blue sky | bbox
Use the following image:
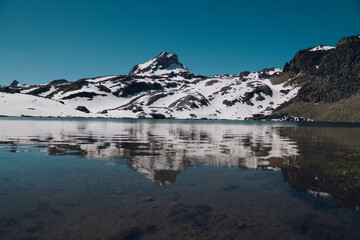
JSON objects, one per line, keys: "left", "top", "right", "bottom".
{"left": 0, "top": 0, "right": 359, "bottom": 85}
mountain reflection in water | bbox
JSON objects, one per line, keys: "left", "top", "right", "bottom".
{"left": 0, "top": 118, "right": 360, "bottom": 209}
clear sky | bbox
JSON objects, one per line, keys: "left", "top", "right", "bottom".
{"left": 0, "top": 0, "right": 359, "bottom": 85}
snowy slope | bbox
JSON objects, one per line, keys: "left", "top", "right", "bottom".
{"left": 0, "top": 92, "right": 91, "bottom": 117}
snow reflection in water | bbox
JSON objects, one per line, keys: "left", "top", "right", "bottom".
{"left": 0, "top": 118, "right": 299, "bottom": 184}
{"left": 1, "top": 118, "right": 360, "bottom": 240}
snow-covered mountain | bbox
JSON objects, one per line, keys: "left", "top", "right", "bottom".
{"left": 0, "top": 52, "right": 300, "bottom": 120}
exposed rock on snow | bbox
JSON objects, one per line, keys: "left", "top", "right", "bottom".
{"left": 76, "top": 106, "right": 90, "bottom": 113}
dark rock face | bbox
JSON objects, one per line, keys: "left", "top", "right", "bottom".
{"left": 55, "top": 79, "right": 89, "bottom": 95}
{"left": 319, "top": 37, "right": 360, "bottom": 78}
{"left": 239, "top": 71, "right": 250, "bottom": 79}
{"left": 76, "top": 106, "right": 90, "bottom": 113}
{"left": 205, "top": 80, "right": 219, "bottom": 86}
{"left": 129, "top": 52, "right": 189, "bottom": 76}
{"left": 62, "top": 92, "right": 105, "bottom": 100}
{"left": 119, "top": 82, "right": 163, "bottom": 97}
{"left": 150, "top": 113, "right": 166, "bottom": 119}
{"left": 97, "top": 85, "right": 111, "bottom": 93}
{"left": 0, "top": 86, "right": 20, "bottom": 93}
{"left": 336, "top": 35, "right": 360, "bottom": 47}
{"left": 165, "top": 82, "right": 178, "bottom": 88}
{"left": 178, "top": 71, "right": 201, "bottom": 79}
{"left": 10, "top": 80, "right": 19, "bottom": 87}
{"left": 49, "top": 79, "right": 68, "bottom": 85}
{"left": 271, "top": 35, "right": 360, "bottom": 122}
{"left": 169, "top": 94, "right": 210, "bottom": 110}
{"left": 284, "top": 35, "right": 360, "bottom": 103}
{"left": 303, "top": 40, "right": 359, "bottom": 103}
{"left": 28, "top": 85, "right": 51, "bottom": 96}
{"left": 222, "top": 99, "right": 239, "bottom": 107}
{"left": 284, "top": 48, "right": 332, "bottom": 76}
{"left": 23, "top": 79, "right": 69, "bottom": 98}
{"left": 242, "top": 85, "right": 273, "bottom": 106}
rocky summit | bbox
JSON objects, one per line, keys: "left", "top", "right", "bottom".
{"left": 0, "top": 35, "right": 359, "bottom": 122}
{"left": 128, "top": 52, "right": 191, "bottom": 76}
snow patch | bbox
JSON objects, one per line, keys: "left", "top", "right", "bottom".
{"left": 309, "top": 46, "right": 335, "bottom": 52}
{"left": 307, "top": 190, "right": 331, "bottom": 197}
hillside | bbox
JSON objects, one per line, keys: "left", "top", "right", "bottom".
{"left": 268, "top": 35, "right": 360, "bottom": 122}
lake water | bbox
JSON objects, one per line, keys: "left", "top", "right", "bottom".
{"left": 0, "top": 118, "right": 360, "bottom": 240}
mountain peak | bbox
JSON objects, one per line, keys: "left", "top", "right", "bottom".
{"left": 129, "top": 52, "right": 190, "bottom": 76}
{"left": 336, "top": 35, "right": 360, "bottom": 47}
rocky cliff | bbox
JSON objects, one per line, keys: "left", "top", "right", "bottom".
{"left": 269, "top": 35, "right": 360, "bottom": 122}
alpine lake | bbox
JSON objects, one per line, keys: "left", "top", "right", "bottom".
{"left": 0, "top": 117, "right": 360, "bottom": 240}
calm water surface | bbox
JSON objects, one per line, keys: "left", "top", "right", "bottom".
{"left": 0, "top": 118, "right": 360, "bottom": 240}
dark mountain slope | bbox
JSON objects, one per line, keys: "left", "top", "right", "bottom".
{"left": 271, "top": 35, "right": 360, "bottom": 122}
